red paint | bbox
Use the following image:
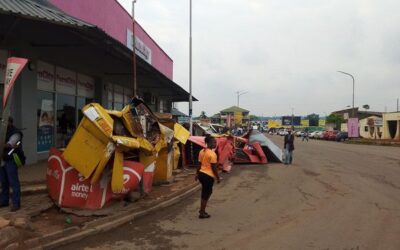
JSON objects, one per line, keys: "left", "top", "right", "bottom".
{"left": 49, "top": 0, "right": 173, "bottom": 79}
{"left": 47, "top": 148, "right": 144, "bottom": 209}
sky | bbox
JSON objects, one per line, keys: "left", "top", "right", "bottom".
{"left": 117, "top": 0, "right": 400, "bottom": 117}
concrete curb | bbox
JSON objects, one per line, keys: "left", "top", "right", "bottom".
{"left": 36, "top": 183, "right": 200, "bottom": 249}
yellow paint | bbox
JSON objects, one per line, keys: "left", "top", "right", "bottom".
{"left": 234, "top": 112, "right": 243, "bottom": 125}
{"left": 319, "top": 119, "right": 326, "bottom": 126}
{"left": 154, "top": 147, "right": 173, "bottom": 183}
{"left": 173, "top": 141, "right": 181, "bottom": 170}
{"left": 111, "top": 150, "right": 124, "bottom": 193}
{"left": 268, "top": 120, "right": 281, "bottom": 128}
{"left": 301, "top": 120, "right": 309, "bottom": 127}
{"left": 174, "top": 123, "right": 190, "bottom": 144}
{"left": 63, "top": 118, "right": 111, "bottom": 179}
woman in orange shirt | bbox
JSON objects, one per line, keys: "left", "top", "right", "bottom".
{"left": 196, "top": 135, "right": 221, "bottom": 219}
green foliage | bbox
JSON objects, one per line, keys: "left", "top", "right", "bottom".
{"left": 326, "top": 114, "right": 344, "bottom": 129}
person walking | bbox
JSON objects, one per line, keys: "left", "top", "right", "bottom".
{"left": 195, "top": 135, "right": 221, "bottom": 219}
{"left": 283, "top": 128, "right": 295, "bottom": 165}
{"left": 302, "top": 130, "right": 309, "bottom": 142}
{"left": 0, "top": 117, "right": 25, "bottom": 211}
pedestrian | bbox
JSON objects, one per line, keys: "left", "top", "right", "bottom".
{"left": 0, "top": 117, "right": 25, "bottom": 211}
{"left": 283, "top": 127, "right": 295, "bottom": 165}
{"left": 302, "top": 130, "right": 309, "bottom": 142}
{"left": 195, "top": 134, "right": 221, "bottom": 219}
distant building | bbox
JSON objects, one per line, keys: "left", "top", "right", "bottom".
{"left": 382, "top": 112, "right": 400, "bottom": 140}
{"left": 331, "top": 108, "right": 382, "bottom": 120}
{"left": 220, "top": 106, "right": 250, "bottom": 126}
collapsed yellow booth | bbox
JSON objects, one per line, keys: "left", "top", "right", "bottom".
{"left": 62, "top": 100, "right": 190, "bottom": 193}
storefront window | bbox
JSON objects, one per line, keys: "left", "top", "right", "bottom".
{"left": 37, "top": 91, "right": 55, "bottom": 152}
{"left": 56, "top": 94, "right": 76, "bottom": 148}
{"left": 77, "top": 97, "right": 93, "bottom": 122}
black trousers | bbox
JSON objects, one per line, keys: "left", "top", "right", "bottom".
{"left": 198, "top": 172, "right": 214, "bottom": 200}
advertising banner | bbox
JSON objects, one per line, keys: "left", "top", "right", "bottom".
{"left": 37, "top": 99, "right": 55, "bottom": 152}
{"left": 282, "top": 116, "right": 301, "bottom": 126}
{"left": 77, "top": 74, "right": 94, "bottom": 98}
{"left": 37, "top": 61, "right": 55, "bottom": 91}
{"left": 3, "top": 57, "right": 28, "bottom": 107}
{"left": 56, "top": 67, "right": 76, "bottom": 95}
{"left": 0, "top": 57, "right": 28, "bottom": 160}
{"left": 347, "top": 118, "right": 359, "bottom": 138}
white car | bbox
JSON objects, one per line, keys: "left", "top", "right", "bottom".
{"left": 309, "top": 131, "right": 318, "bottom": 138}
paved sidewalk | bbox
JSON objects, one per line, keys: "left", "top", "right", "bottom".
{"left": 0, "top": 167, "right": 199, "bottom": 249}
{"left": 19, "top": 160, "right": 47, "bottom": 185}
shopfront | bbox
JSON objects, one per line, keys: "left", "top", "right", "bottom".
{"left": 0, "top": 0, "right": 195, "bottom": 164}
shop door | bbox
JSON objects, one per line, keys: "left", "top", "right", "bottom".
{"left": 388, "top": 121, "right": 397, "bottom": 139}
{"left": 56, "top": 94, "right": 76, "bottom": 148}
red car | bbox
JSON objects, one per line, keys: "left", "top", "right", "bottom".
{"left": 328, "top": 131, "right": 339, "bottom": 140}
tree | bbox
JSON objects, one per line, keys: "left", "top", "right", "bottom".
{"left": 249, "top": 114, "right": 259, "bottom": 121}
{"left": 326, "top": 114, "right": 344, "bottom": 130}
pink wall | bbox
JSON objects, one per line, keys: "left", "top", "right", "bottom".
{"left": 49, "top": 0, "right": 173, "bottom": 79}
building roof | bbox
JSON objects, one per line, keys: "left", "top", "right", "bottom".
{"left": 0, "top": 0, "right": 197, "bottom": 102}
{"left": 220, "top": 106, "right": 249, "bottom": 113}
{"left": 171, "top": 108, "right": 187, "bottom": 117}
{"left": 0, "top": 0, "right": 94, "bottom": 28}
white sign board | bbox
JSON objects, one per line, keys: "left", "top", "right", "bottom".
{"left": 127, "top": 29, "right": 152, "bottom": 64}
{"left": 56, "top": 67, "right": 76, "bottom": 95}
{"left": 77, "top": 73, "right": 95, "bottom": 98}
{"left": 37, "top": 61, "right": 55, "bottom": 91}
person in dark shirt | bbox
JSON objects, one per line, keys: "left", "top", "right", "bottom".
{"left": 283, "top": 128, "right": 295, "bottom": 165}
{"left": 0, "top": 117, "right": 24, "bottom": 211}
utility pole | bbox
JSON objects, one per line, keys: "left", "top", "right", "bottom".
{"left": 236, "top": 90, "right": 248, "bottom": 107}
{"left": 397, "top": 98, "right": 399, "bottom": 112}
{"left": 132, "top": 0, "right": 137, "bottom": 97}
{"left": 189, "top": 0, "right": 193, "bottom": 135}
{"left": 337, "top": 71, "right": 355, "bottom": 117}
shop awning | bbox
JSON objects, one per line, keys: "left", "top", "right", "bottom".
{"left": 0, "top": 0, "right": 196, "bottom": 102}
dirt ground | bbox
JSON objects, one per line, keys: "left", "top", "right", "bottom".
{"left": 62, "top": 135, "right": 400, "bottom": 250}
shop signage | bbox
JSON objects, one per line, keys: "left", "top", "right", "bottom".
{"left": 37, "top": 99, "right": 54, "bottom": 152}
{"left": 56, "top": 67, "right": 76, "bottom": 95}
{"left": 37, "top": 61, "right": 55, "bottom": 91}
{"left": 374, "top": 118, "right": 383, "bottom": 126}
{"left": 3, "top": 57, "right": 28, "bottom": 107}
{"left": 77, "top": 74, "right": 94, "bottom": 98}
{"left": 347, "top": 118, "right": 359, "bottom": 138}
{"left": 127, "top": 29, "right": 152, "bottom": 64}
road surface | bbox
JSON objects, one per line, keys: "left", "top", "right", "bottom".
{"left": 63, "top": 136, "right": 400, "bottom": 250}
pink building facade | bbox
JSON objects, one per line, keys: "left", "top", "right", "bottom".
{"left": 49, "top": 0, "right": 173, "bottom": 79}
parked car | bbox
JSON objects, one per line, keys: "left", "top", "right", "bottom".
{"left": 328, "top": 131, "right": 339, "bottom": 140}
{"left": 336, "top": 131, "right": 348, "bottom": 142}
{"left": 278, "top": 129, "right": 288, "bottom": 136}
{"left": 315, "top": 131, "right": 324, "bottom": 139}
{"left": 295, "top": 131, "right": 302, "bottom": 137}
{"left": 323, "top": 131, "right": 332, "bottom": 140}
{"left": 309, "top": 131, "right": 318, "bottom": 139}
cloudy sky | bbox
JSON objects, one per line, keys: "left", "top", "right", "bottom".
{"left": 117, "top": 0, "right": 400, "bottom": 117}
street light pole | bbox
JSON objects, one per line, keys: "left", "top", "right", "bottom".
{"left": 337, "top": 71, "right": 355, "bottom": 117}
{"left": 132, "top": 0, "right": 137, "bottom": 97}
{"left": 189, "top": 0, "right": 193, "bottom": 135}
{"left": 236, "top": 90, "right": 248, "bottom": 107}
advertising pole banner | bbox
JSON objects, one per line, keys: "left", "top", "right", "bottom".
{"left": 347, "top": 118, "right": 359, "bottom": 138}
{"left": 0, "top": 57, "right": 28, "bottom": 159}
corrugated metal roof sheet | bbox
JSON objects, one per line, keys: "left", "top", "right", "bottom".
{"left": 0, "top": 0, "right": 94, "bottom": 28}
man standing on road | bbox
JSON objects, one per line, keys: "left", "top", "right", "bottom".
{"left": 283, "top": 127, "right": 295, "bottom": 165}
{"left": 0, "top": 117, "right": 25, "bottom": 211}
